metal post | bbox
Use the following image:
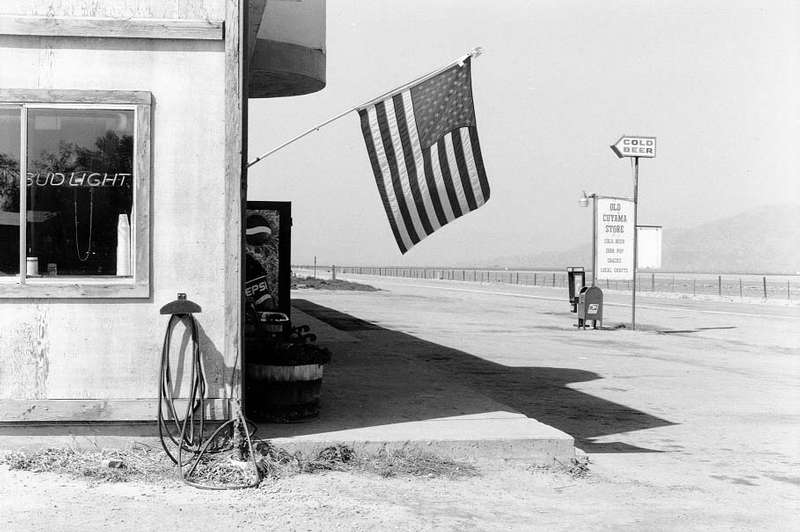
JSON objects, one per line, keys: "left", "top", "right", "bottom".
{"left": 739, "top": 278, "right": 743, "bottom": 299}
{"left": 313, "top": 256, "right": 317, "bottom": 279}
{"left": 718, "top": 275, "right": 722, "bottom": 296}
{"left": 631, "top": 157, "right": 639, "bottom": 330}
{"left": 652, "top": 273, "right": 655, "bottom": 291}
{"left": 19, "top": 107, "right": 27, "bottom": 284}
{"left": 763, "top": 276, "right": 767, "bottom": 299}
{"left": 591, "top": 195, "right": 597, "bottom": 286}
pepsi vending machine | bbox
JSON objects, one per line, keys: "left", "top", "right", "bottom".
{"left": 244, "top": 201, "right": 291, "bottom": 317}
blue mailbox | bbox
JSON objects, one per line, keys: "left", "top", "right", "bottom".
{"left": 577, "top": 286, "right": 603, "bottom": 329}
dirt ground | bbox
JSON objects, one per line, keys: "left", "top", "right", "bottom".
{"left": 2, "top": 274, "right": 798, "bottom": 530}
{"left": 0, "top": 449, "right": 792, "bottom": 531}
{"left": 0, "top": 460, "right": 586, "bottom": 530}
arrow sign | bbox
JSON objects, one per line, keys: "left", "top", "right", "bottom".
{"left": 610, "top": 136, "right": 656, "bottom": 158}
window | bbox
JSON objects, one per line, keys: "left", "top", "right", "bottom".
{"left": 0, "top": 90, "right": 150, "bottom": 298}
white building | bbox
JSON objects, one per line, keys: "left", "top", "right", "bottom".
{"left": 0, "top": 0, "right": 326, "bottom": 422}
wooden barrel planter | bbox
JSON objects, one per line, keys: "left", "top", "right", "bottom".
{"left": 245, "top": 340, "right": 332, "bottom": 422}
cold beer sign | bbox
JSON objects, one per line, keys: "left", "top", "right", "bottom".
{"left": 610, "top": 136, "right": 656, "bottom": 158}
{"left": 595, "top": 197, "right": 635, "bottom": 281}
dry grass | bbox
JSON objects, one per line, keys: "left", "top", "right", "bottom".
{"left": 2, "top": 442, "right": 479, "bottom": 486}
{"left": 529, "top": 455, "right": 591, "bottom": 479}
{"left": 2, "top": 446, "right": 175, "bottom": 484}
{"left": 291, "top": 275, "right": 379, "bottom": 292}
{"left": 253, "top": 441, "right": 355, "bottom": 479}
{"left": 254, "top": 442, "right": 478, "bottom": 480}
{"left": 185, "top": 450, "right": 260, "bottom": 488}
{"left": 355, "top": 447, "right": 479, "bottom": 479}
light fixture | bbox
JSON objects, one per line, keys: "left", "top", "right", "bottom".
{"left": 578, "top": 190, "right": 589, "bottom": 208}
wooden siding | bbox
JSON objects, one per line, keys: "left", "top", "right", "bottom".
{"left": 0, "top": 15, "right": 223, "bottom": 40}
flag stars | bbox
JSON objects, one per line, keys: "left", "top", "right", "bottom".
{"left": 410, "top": 62, "right": 476, "bottom": 148}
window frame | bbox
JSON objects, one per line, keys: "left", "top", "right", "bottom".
{"left": 0, "top": 89, "right": 151, "bottom": 298}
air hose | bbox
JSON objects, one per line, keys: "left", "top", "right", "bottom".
{"left": 157, "top": 294, "right": 261, "bottom": 490}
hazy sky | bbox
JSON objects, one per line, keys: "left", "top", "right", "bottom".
{"left": 248, "top": 0, "right": 799, "bottom": 266}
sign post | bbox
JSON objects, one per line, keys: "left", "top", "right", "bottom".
{"left": 610, "top": 135, "right": 656, "bottom": 330}
{"left": 632, "top": 157, "right": 640, "bottom": 330}
{"left": 592, "top": 195, "right": 597, "bottom": 286}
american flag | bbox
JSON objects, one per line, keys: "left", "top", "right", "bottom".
{"left": 357, "top": 57, "right": 490, "bottom": 254}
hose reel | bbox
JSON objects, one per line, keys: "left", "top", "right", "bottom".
{"left": 157, "top": 293, "right": 261, "bottom": 489}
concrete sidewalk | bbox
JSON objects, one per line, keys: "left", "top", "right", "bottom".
{"left": 261, "top": 305, "right": 574, "bottom": 463}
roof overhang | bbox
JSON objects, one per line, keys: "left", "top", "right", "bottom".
{"left": 248, "top": 0, "right": 326, "bottom": 99}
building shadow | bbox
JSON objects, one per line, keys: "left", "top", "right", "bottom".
{"left": 256, "top": 299, "right": 675, "bottom": 453}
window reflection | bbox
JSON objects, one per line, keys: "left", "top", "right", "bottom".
{"left": 0, "top": 107, "right": 20, "bottom": 276}
{"left": 26, "top": 109, "right": 134, "bottom": 276}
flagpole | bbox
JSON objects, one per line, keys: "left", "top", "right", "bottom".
{"left": 247, "top": 47, "right": 484, "bottom": 168}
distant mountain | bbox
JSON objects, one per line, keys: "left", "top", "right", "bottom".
{"left": 487, "top": 204, "right": 800, "bottom": 274}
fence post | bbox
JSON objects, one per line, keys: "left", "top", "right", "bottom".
{"left": 331, "top": 265, "right": 336, "bottom": 280}
{"left": 552, "top": 273, "right": 556, "bottom": 287}
{"left": 763, "top": 276, "right": 767, "bottom": 299}
{"left": 533, "top": 273, "right": 537, "bottom": 285}
{"left": 739, "top": 278, "right": 743, "bottom": 299}
{"left": 651, "top": 273, "right": 655, "bottom": 291}
{"left": 718, "top": 275, "right": 722, "bottom": 297}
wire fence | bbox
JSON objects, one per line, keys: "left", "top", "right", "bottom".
{"left": 296, "top": 265, "right": 800, "bottom": 301}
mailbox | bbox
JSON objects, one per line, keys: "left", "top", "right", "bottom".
{"left": 577, "top": 286, "right": 603, "bottom": 329}
{"left": 566, "top": 267, "right": 586, "bottom": 313}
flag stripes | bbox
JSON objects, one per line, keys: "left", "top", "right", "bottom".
{"left": 358, "top": 109, "right": 406, "bottom": 251}
{"left": 358, "top": 61, "right": 489, "bottom": 254}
